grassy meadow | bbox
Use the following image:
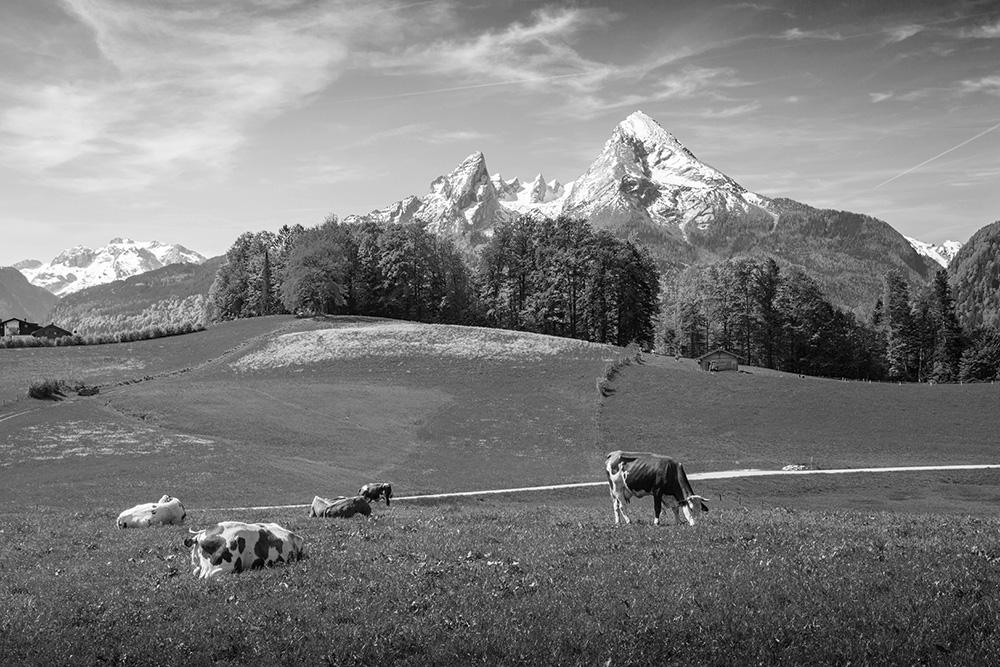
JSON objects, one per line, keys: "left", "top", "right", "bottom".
{"left": 3, "top": 314, "right": 1000, "bottom": 664}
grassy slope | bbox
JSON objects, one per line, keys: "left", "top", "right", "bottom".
{"left": 600, "top": 354, "right": 1000, "bottom": 470}
{"left": 4, "top": 317, "right": 1000, "bottom": 664}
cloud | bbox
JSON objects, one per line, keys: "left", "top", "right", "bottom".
{"left": 700, "top": 101, "right": 761, "bottom": 118}
{"left": 340, "top": 123, "right": 490, "bottom": 148}
{"left": 0, "top": 0, "right": 416, "bottom": 192}
{"left": 367, "top": 6, "right": 618, "bottom": 95}
{"left": 959, "top": 75, "right": 1000, "bottom": 96}
{"left": 870, "top": 92, "right": 894, "bottom": 103}
{"left": 778, "top": 27, "right": 844, "bottom": 41}
{"left": 958, "top": 18, "right": 1000, "bottom": 39}
{"left": 883, "top": 24, "right": 923, "bottom": 43}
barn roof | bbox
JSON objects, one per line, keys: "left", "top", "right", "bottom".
{"left": 697, "top": 348, "right": 743, "bottom": 362}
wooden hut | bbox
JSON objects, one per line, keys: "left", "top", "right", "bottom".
{"left": 698, "top": 348, "right": 740, "bottom": 372}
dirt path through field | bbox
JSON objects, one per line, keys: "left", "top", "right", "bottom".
{"left": 198, "top": 463, "right": 1000, "bottom": 511}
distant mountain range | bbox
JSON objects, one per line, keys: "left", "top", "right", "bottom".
{"left": 348, "top": 110, "right": 960, "bottom": 313}
{"left": 15, "top": 238, "right": 206, "bottom": 297}
{"left": 48, "top": 256, "right": 224, "bottom": 335}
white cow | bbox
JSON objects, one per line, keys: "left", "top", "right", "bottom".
{"left": 184, "top": 521, "right": 305, "bottom": 579}
{"left": 116, "top": 495, "right": 186, "bottom": 529}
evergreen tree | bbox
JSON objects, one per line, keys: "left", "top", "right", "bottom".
{"left": 929, "top": 269, "right": 964, "bottom": 382}
{"left": 881, "top": 270, "right": 916, "bottom": 381}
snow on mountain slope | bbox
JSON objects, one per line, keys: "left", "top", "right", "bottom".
{"left": 905, "top": 237, "right": 963, "bottom": 268}
{"left": 17, "top": 238, "right": 206, "bottom": 296}
{"left": 559, "top": 110, "right": 773, "bottom": 240}
{"left": 348, "top": 152, "right": 513, "bottom": 242}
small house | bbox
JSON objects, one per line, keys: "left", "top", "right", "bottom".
{"left": 32, "top": 324, "right": 73, "bottom": 339}
{"left": 1, "top": 317, "right": 40, "bottom": 337}
{"left": 698, "top": 348, "right": 741, "bottom": 372}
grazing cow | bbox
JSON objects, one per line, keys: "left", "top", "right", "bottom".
{"left": 604, "top": 451, "right": 709, "bottom": 526}
{"left": 183, "top": 521, "right": 304, "bottom": 579}
{"left": 116, "top": 495, "right": 186, "bottom": 529}
{"left": 358, "top": 482, "right": 393, "bottom": 506}
{"left": 308, "top": 495, "right": 372, "bottom": 519}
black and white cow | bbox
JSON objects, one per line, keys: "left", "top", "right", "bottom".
{"left": 604, "top": 450, "right": 709, "bottom": 526}
{"left": 184, "top": 521, "right": 304, "bottom": 579}
{"left": 358, "top": 482, "right": 393, "bottom": 506}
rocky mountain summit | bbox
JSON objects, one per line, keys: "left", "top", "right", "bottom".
{"left": 350, "top": 110, "right": 774, "bottom": 248}
{"left": 16, "top": 238, "right": 206, "bottom": 297}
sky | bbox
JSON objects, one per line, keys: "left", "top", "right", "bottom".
{"left": 1, "top": 0, "right": 999, "bottom": 265}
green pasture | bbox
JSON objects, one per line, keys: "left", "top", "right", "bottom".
{"left": 2, "top": 315, "right": 1000, "bottom": 664}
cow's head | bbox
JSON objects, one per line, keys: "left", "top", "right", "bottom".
{"left": 680, "top": 495, "right": 709, "bottom": 525}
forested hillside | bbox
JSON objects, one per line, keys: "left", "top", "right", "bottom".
{"left": 0, "top": 267, "right": 58, "bottom": 322}
{"left": 683, "top": 199, "right": 939, "bottom": 316}
{"left": 50, "top": 257, "right": 223, "bottom": 335}
{"left": 949, "top": 220, "right": 1000, "bottom": 330}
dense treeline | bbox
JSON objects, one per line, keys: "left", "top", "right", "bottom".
{"left": 479, "top": 217, "right": 659, "bottom": 346}
{"left": 208, "top": 216, "right": 660, "bottom": 347}
{"left": 662, "top": 257, "right": 881, "bottom": 379}
{"left": 876, "top": 268, "right": 1000, "bottom": 383}
{"left": 662, "top": 256, "right": 1000, "bottom": 382}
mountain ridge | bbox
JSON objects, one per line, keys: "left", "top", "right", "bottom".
{"left": 347, "top": 110, "right": 943, "bottom": 313}
{"left": 16, "top": 238, "right": 206, "bottom": 297}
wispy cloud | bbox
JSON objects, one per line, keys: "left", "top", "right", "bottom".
{"left": 883, "top": 24, "right": 924, "bottom": 43}
{"left": 368, "top": 6, "right": 618, "bottom": 93}
{"left": 699, "top": 101, "right": 761, "bottom": 118}
{"left": 957, "top": 18, "right": 1000, "bottom": 39}
{"left": 0, "top": 0, "right": 420, "bottom": 192}
{"left": 341, "top": 123, "right": 490, "bottom": 148}
{"left": 959, "top": 75, "right": 1000, "bottom": 95}
{"left": 778, "top": 27, "right": 845, "bottom": 41}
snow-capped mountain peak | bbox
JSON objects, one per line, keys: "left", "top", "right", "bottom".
{"left": 16, "top": 239, "right": 207, "bottom": 296}
{"left": 348, "top": 110, "right": 771, "bottom": 247}
{"left": 905, "top": 237, "right": 963, "bottom": 268}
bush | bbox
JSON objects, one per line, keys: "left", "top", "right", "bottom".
{"left": 28, "top": 378, "right": 65, "bottom": 400}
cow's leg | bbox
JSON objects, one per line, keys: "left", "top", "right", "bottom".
{"left": 653, "top": 493, "right": 663, "bottom": 526}
{"left": 611, "top": 492, "right": 630, "bottom": 525}
{"left": 672, "top": 503, "right": 682, "bottom": 525}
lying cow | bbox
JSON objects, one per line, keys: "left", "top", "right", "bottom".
{"left": 308, "top": 495, "right": 371, "bottom": 519}
{"left": 116, "top": 495, "right": 186, "bottom": 529}
{"left": 358, "top": 482, "right": 393, "bottom": 506}
{"left": 604, "top": 450, "right": 709, "bottom": 526}
{"left": 184, "top": 521, "right": 304, "bottom": 579}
